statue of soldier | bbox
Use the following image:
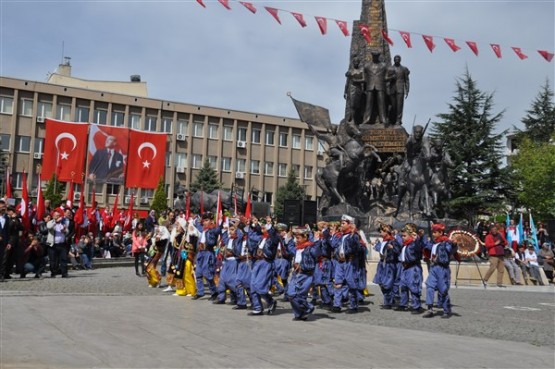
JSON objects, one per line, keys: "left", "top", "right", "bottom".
{"left": 363, "top": 51, "right": 388, "bottom": 125}
{"left": 344, "top": 56, "right": 366, "bottom": 125}
{"left": 386, "top": 55, "right": 410, "bottom": 125}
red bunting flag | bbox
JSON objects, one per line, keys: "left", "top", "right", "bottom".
{"left": 381, "top": 29, "right": 394, "bottom": 45}
{"left": 466, "top": 41, "right": 479, "bottom": 56}
{"left": 244, "top": 192, "right": 252, "bottom": 219}
{"left": 491, "top": 44, "right": 502, "bottom": 58}
{"left": 335, "top": 20, "right": 349, "bottom": 36}
{"left": 399, "top": 31, "right": 412, "bottom": 48}
{"left": 196, "top": 0, "right": 206, "bottom": 8}
{"left": 423, "top": 35, "right": 435, "bottom": 52}
{"left": 218, "top": 0, "right": 231, "bottom": 10}
{"left": 538, "top": 50, "right": 554, "bottom": 62}
{"left": 511, "top": 47, "right": 528, "bottom": 60}
{"left": 291, "top": 12, "right": 307, "bottom": 27}
{"left": 66, "top": 181, "right": 74, "bottom": 209}
{"left": 315, "top": 16, "right": 327, "bottom": 35}
{"left": 125, "top": 130, "right": 167, "bottom": 189}
{"left": 265, "top": 7, "right": 281, "bottom": 25}
{"left": 444, "top": 38, "right": 461, "bottom": 52}
{"left": 358, "top": 24, "right": 372, "bottom": 44}
{"left": 239, "top": 1, "right": 256, "bottom": 14}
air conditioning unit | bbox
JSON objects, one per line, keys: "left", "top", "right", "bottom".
{"left": 74, "top": 193, "right": 81, "bottom": 201}
{"left": 36, "top": 116, "right": 45, "bottom": 123}
{"left": 237, "top": 141, "right": 247, "bottom": 148}
{"left": 235, "top": 172, "right": 245, "bottom": 179}
{"left": 176, "top": 166, "right": 185, "bottom": 173}
{"left": 317, "top": 150, "right": 324, "bottom": 156}
{"left": 33, "top": 152, "right": 43, "bottom": 159}
{"left": 124, "top": 196, "right": 131, "bottom": 205}
{"left": 140, "top": 197, "right": 149, "bottom": 205}
{"left": 176, "top": 133, "right": 186, "bottom": 141}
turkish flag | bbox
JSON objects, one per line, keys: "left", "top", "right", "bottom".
{"left": 358, "top": 24, "right": 372, "bottom": 44}
{"left": 244, "top": 192, "right": 252, "bottom": 219}
{"left": 218, "top": 0, "right": 231, "bottom": 10}
{"left": 74, "top": 188, "right": 85, "bottom": 226}
{"left": 511, "top": 47, "right": 528, "bottom": 60}
{"left": 185, "top": 191, "right": 191, "bottom": 220}
{"left": 41, "top": 119, "right": 89, "bottom": 184}
{"left": 87, "top": 124, "right": 129, "bottom": 185}
{"left": 239, "top": 1, "right": 256, "bottom": 14}
{"left": 196, "top": 0, "right": 206, "bottom": 8}
{"left": 538, "top": 50, "right": 554, "bottom": 62}
{"left": 444, "top": 38, "right": 461, "bottom": 52}
{"left": 36, "top": 177, "right": 45, "bottom": 222}
{"left": 66, "top": 181, "right": 74, "bottom": 209}
{"left": 216, "top": 191, "right": 223, "bottom": 225}
{"left": 20, "top": 171, "right": 29, "bottom": 230}
{"left": 381, "top": 29, "right": 393, "bottom": 45}
{"left": 291, "top": 12, "right": 307, "bottom": 27}
{"left": 5, "top": 170, "right": 12, "bottom": 199}
{"left": 400, "top": 31, "right": 412, "bottom": 48}
{"left": 125, "top": 130, "right": 167, "bottom": 189}
{"left": 423, "top": 35, "right": 435, "bottom": 52}
{"left": 336, "top": 20, "right": 349, "bottom": 36}
{"left": 315, "top": 16, "right": 327, "bottom": 35}
{"left": 265, "top": 7, "right": 281, "bottom": 25}
{"left": 466, "top": 41, "right": 479, "bottom": 56}
{"left": 491, "top": 44, "right": 502, "bottom": 58}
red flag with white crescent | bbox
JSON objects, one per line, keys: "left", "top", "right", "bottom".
{"left": 185, "top": 191, "right": 191, "bottom": 220}
{"left": 491, "top": 44, "right": 502, "bottom": 58}
{"left": 399, "top": 31, "right": 412, "bottom": 48}
{"left": 239, "top": 1, "right": 256, "bottom": 14}
{"left": 66, "top": 181, "right": 74, "bottom": 209}
{"left": 218, "top": 0, "right": 231, "bottom": 10}
{"left": 36, "top": 177, "right": 45, "bottom": 221}
{"left": 538, "top": 50, "right": 554, "bottom": 62}
{"left": 216, "top": 191, "right": 222, "bottom": 225}
{"left": 315, "top": 16, "right": 327, "bottom": 35}
{"left": 245, "top": 192, "right": 252, "bottom": 219}
{"left": 20, "top": 171, "right": 29, "bottom": 229}
{"left": 466, "top": 41, "right": 479, "bottom": 56}
{"left": 291, "top": 12, "right": 307, "bottom": 27}
{"left": 444, "top": 38, "right": 461, "bottom": 52}
{"left": 381, "top": 29, "right": 393, "bottom": 45}
{"left": 358, "top": 24, "right": 371, "bottom": 44}
{"left": 511, "top": 47, "right": 528, "bottom": 60}
{"left": 125, "top": 130, "right": 167, "bottom": 189}
{"left": 335, "top": 20, "right": 349, "bottom": 36}
{"left": 265, "top": 7, "right": 281, "bottom": 25}
{"left": 423, "top": 35, "right": 435, "bottom": 52}
{"left": 41, "top": 119, "right": 89, "bottom": 183}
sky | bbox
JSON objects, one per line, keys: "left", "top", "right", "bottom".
{"left": 1, "top": 0, "right": 554, "bottom": 137}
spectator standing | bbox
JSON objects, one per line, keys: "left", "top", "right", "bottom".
{"left": 483, "top": 225, "right": 508, "bottom": 288}
{"left": 47, "top": 210, "right": 69, "bottom": 278}
{"left": 132, "top": 222, "right": 148, "bottom": 276}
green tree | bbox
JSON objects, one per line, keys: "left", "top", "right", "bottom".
{"left": 431, "top": 70, "right": 507, "bottom": 224}
{"left": 274, "top": 168, "right": 306, "bottom": 221}
{"left": 515, "top": 80, "right": 555, "bottom": 144}
{"left": 150, "top": 177, "right": 168, "bottom": 215}
{"left": 510, "top": 137, "right": 555, "bottom": 218}
{"left": 43, "top": 174, "right": 65, "bottom": 207}
{"left": 190, "top": 158, "right": 222, "bottom": 193}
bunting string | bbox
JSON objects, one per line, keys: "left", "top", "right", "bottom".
{"left": 193, "top": 0, "right": 553, "bottom": 62}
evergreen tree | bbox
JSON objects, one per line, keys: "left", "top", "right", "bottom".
{"left": 274, "top": 168, "right": 306, "bottom": 221}
{"left": 515, "top": 80, "right": 555, "bottom": 143}
{"left": 43, "top": 174, "right": 64, "bottom": 207}
{"left": 150, "top": 177, "right": 168, "bottom": 215}
{"left": 190, "top": 158, "right": 222, "bottom": 193}
{"left": 431, "top": 70, "right": 506, "bottom": 224}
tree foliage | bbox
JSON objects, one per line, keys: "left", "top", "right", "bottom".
{"left": 431, "top": 70, "right": 507, "bottom": 223}
{"left": 274, "top": 168, "right": 306, "bottom": 221}
{"left": 43, "top": 174, "right": 64, "bottom": 207}
{"left": 515, "top": 80, "right": 555, "bottom": 143}
{"left": 190, "top": 158, "right": 222, "bottom": 193}
{"left": 150, "top": 177, "right": 168, "bottom": 215}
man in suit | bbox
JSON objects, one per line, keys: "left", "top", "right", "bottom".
{"left": 386, "top": 55, "right": 410, "bottom": 125}
{"left": 88, "top": 135, "right": 124, "bottom": 183}
{"left": 0, "top": 199, "right": 10, "bottom": 282}
{"left": 363, "top": 50, "right": 388, "bottom": 125}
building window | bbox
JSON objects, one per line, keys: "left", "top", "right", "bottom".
{"left": 19, "top": 99, "right": 33, "bottom": 116}
{"left": 0, "top": 134, "right": 11, "bottom": 151}
{"left": 208, "top": 124, "right": 219, "bottom": 139}
{"left": 250, "top": 160, "right": 260, "bottom": 174}
{"left": 37, "top": 101, "right": 53, "bottom": 118}
{"left": 34, "top": 138, "right": 44, "bottom": 155}
{"left": 263, "top": 192, "right": 273, "bottom": 204}
{"left": 305, "top": 136, "right": 314, "bottom": 151}
{"left": 162, "top": 117, "right": 173, "bottom": 133}
{"left": 175, "top": 152, "right": 187, "bottom": 168}
{"left": 208, "top": 155, "right": 218, "bottom": 170}
{"left": 292, "top": 135, "right": 301, "bottom": 149}
{"left": 278, "top": 163, "right": 287, "bottom": 177}
{"left": 223, "top": 126, "right": 233, "bottom": 141}
{"left": 318, "top": 140, "right": 326, "bottom": 154}
{"left": 237, "top": 128, "right": 247, "bottom": 142}
{"left": 142, "top": 189, "right": 154, "bottom": 200}
{"left": 145, "top": 116, "right": 157, "bottom": 132}
{"left": 165, "top": 152, "right": 171, "bottom": 167}
{"left": 129, "top": 114, "right": 141, "bottom": 129}
{"left": 0, "top": 96, "right": 14, "bottom": 114}
{"left": 15, "top": 136, "right": 31, "bottom": 153}
{"left": 221, "top": 157, "right": 231, "bottom": 172}
{"left": 56, "top": 104, "right": 71, "bottom": 121}
{"left": 112, "top": 111, "right": 125, "bottom": 127}
{"left": 13, "top": 172, "right": 24, "bottom": 189}
{"left": 279, "top": 132, "right": 288, "bottom": 147}
{"left": 236, "top": 159, "right": 246, "bottom": 173}
{"left": 75, "top": 106, "right": 90, "bottom": 122}
{"left": 177, "top": 120, "right": 188, "bottom": 135}
{"left": 93, "top": 109, "right": 108, "bottom": 125}
{"left": 251, "top": 129, "right": 261, "bottom": 144}
{"left": 192, "top": 154, "right": 203, "bottom": 169}
{"left": 264, "top": 162, "right": 274, "bottom": 176}
{"left": 107, "top": 184, "right": 120, "bottom": 196}
{"left": 292, "top": 164, "right": 300, "bottom": 177}
{"left": 193, "top": 122, "right": 204, "bottom": 137}
{"left": 304, "top": 166, "right": 313, "bottom": 179}
{"left": 265, "top": 130, "right": 275, "bottom": 146}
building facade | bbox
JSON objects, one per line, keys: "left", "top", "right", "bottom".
{"left": 0, "top": 64, "right": 325, "bottom": 211}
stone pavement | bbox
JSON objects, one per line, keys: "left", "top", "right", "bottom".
{"left": 1, "top": 267, "right": 554, "bottom": 369}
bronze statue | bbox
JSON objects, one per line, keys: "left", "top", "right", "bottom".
{"left": 386, "top": 55, "right": 410, "bottom": 125}
{"left": 363, "top": 51, "right": 388, "bottom": 125}
{"left": 344, "top": 57, "right": 366, "bottom": 125}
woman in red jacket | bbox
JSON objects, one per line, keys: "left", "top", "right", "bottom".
{"left": 483, "top": 225, "right": 508, "bottom": 287}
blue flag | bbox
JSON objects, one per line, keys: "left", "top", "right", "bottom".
{"left": 505, "top": 213, "right": 512, "bottom": 244}
{"left": 518, "top": 213, "right": 524, "bottom": 245}
{"left": 529, "top": 213, "right": 540, "bottom": 253}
